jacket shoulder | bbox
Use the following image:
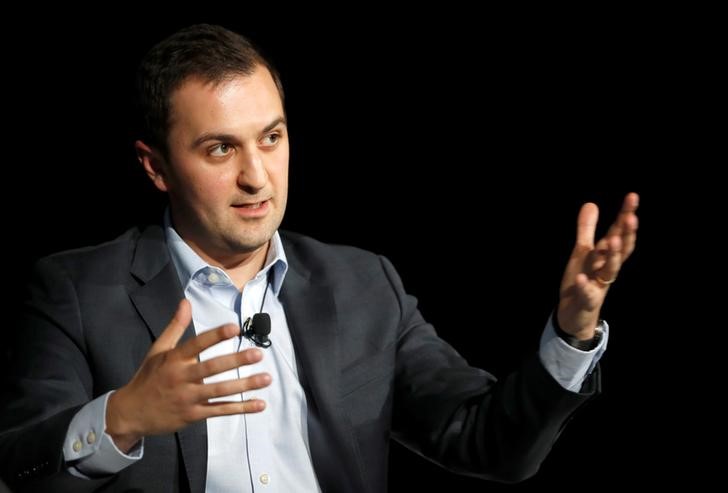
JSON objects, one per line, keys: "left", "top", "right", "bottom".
{"left": 33, "top": 226, "right": 150, "bottom": 283}
{"left": 280, "top": 230, "right": 384, "bottom": 276}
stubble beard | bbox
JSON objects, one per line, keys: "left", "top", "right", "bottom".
{"left": 219, "top": 211, "right": 283, "bottom": 255}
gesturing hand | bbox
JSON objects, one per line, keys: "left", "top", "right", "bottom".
{"left": 106, "top": 299, "right": 271, "bottom": 452}
{"left": 557, "top": 193, "right": 639, "bottom": 340}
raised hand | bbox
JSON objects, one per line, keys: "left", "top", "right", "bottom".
{"left": 106, "top": 299, "right": 271, "bottom": 452}
{"left": 557, "top": 193, "right": 639, "bottom": 339}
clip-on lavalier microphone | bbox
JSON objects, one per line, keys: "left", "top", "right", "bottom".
{"left": 242, "top": 271, "right": 272, "bottom": 348}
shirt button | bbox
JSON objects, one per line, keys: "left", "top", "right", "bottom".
{"left": 207, "top": 273, "right": 220, "bottom": 283}
{"left": 86, "top": 431, "right": 96, "bottom": 444}
{"left": 259, "top": 473, "right": 269, "bottom": 485}
{"left": 72, "top": 440, "right": 82, "bottom": 452}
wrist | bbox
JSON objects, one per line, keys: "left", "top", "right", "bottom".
{"left": 107, "top": 389, "right": 143, "bottom": 453}
{"left": 552, "top": 312, "right": 603, "bottom": 351}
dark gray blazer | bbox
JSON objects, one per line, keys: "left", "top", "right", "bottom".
{"left": 0, "top": 225, "right": 599, "bottom": 492}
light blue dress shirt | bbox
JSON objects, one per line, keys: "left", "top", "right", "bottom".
{"left": 164, "top": 227, "right": 320, "bottom": 492}
{"left": 62, "top": 226, "right": 608, "bottom": 487}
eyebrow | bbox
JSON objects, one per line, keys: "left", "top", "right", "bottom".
{"left": 191, "top": 116, "right": 287, "bottom": 148}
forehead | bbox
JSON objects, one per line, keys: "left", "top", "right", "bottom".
{"left": 168, "top": 67, "right": 284, "bottom": 134}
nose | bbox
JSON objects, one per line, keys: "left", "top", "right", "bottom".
{"left": 236, "top": 148, "right": 268, "bottom": 193}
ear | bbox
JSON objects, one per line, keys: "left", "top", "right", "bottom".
{"left": 135, "top": 140, "right": 169, "bottom": 192}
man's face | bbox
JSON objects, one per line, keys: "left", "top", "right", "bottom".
{"left": 160, "top": 67, "right": 288, "bottom": 261}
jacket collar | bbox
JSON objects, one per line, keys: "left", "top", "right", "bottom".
{"left": 279, "top": 236, "right": 367, "bottom": 492}
{"left": 128, "top": 225, "right": 207, "bottom": 493}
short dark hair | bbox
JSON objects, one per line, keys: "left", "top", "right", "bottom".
{"left": 136, "top": 24, "right": 284, "bottom": 153}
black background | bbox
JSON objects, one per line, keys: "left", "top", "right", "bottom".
{"left": 3, "top": 8, "right": 715, "bottom": 490}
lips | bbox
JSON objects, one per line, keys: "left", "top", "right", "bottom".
{"left": 231, "top": 199, "right": 270, "bottom": 217}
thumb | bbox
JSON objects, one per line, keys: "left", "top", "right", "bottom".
{"left": 148, "top": 299, "right": 192, "bottom": 356}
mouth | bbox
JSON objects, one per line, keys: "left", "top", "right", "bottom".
{"left": 231, "top": 199, "right": 270, "bottom": 218}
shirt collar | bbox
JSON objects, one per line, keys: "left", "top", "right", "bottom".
{"left": 164, "top": 210, "right": 288, "bottom": 295}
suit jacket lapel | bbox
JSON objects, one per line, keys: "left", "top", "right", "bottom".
{"left": 128, "top": 225, "right": 207, "bottom": 493}
{"left": 123, "top": 227, "right": 366, "bottom": 492}
{"left": 280, "top": 255, "right": 366, "bottom": 492}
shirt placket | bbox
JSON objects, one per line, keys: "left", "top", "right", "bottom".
{"left": 240, "top": 276, "right": 275, "bottom": 491}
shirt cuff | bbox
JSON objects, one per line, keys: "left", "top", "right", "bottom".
{"left": 538, "top": 316, "right": 609, "bottom": 392}
{"left": 63, "top": 391, "right": 144, "bottom": 477}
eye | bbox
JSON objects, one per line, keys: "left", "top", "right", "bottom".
{"left": 261, "top": 132, "right": 281, "bottom": 147}
{"left": 209, "top": 143, "right": 234, "bottom": 157}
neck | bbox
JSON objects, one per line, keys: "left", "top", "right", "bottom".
{"left": 227, "top": 243, "right": 270, "bottom": 289}
{"left": 189, "top": 240, "right": 270, "bottom": 290}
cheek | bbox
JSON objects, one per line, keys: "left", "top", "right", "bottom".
{"left": 183, "top": 173, "right": 234, "bottom": 208}
{"left": 213, "top": 170, "right": 238, "bottom": 188}
{"left": 269, "top": 151, "right": 289, "bottom": 186}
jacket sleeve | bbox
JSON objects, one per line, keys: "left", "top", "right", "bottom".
{"left": 383, "top": 256, "right": 600, "bottom": 483}
{"left": 0, "top": 257, "right": 114, "bottom": 492}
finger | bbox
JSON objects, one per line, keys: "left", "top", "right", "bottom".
{"left": 149, "top": 299, "right": 192, "bottom": 356}
{"left": 607, "top": 192, "right": 640, "bottom": 237}
{"left": 593, "top": 236, "right": 609, "bottom": 255}
{"left": 595, "top": 235, "right": 622, "bottom": 286}
{"left": 623, "top": 192, "right": 640, "bottom": 213}
{"left": 591, "top": 256, "right": 607, "bottom": 272}
{"left": 588, "top": 236, "right": 610, "bottom": 271}
{"left": 575, "top": 203, "right": 599, "bottom": 249}
{"left": 201, "top": 399, "right": 267, "bottom": 418}
{"left": 197, "top": 373, "right": 272, "bottom": 401}
{"left": 620, "top": 212, "right": 639, "bottom": 260}
{"left": 188, "top": 348, "right": 264, "bottom": 381}
{"left": 178, "top": 323, "right": 240, "bottom": 360}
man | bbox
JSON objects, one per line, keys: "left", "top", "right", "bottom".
{"left": 0, "top": 24, "right": 638, "bottom": 492}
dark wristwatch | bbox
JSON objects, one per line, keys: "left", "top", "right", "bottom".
{"left": 552, "top": 312, "right": 604, "bottom": 351}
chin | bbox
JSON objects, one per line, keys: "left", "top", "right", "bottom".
{"left": 227, "top": 230, "right": 275, "bottom": 253}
